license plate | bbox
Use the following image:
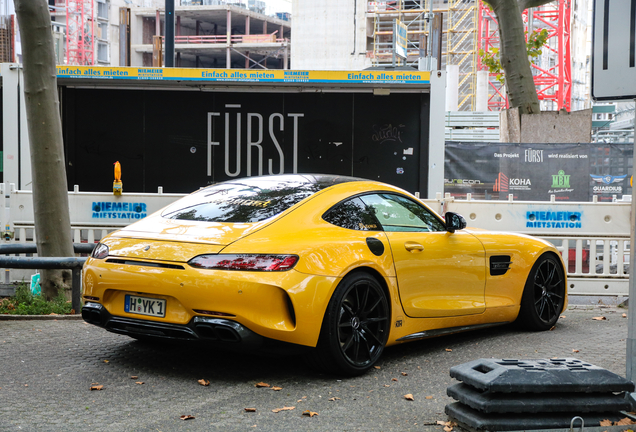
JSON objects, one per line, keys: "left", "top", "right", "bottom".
{"left": 124, "top": 295, "right": 166, "bottom": 318}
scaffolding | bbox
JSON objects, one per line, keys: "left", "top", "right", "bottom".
{"left": 368, "top": 0, "right": 478, "bottom": 108}
{"left": 368, "top": 0, "right": 436, "bottom": 68}
{"left": 447, "top": 0, "right": 477, "bottom": 110}
{"left": 64, "top": 0, "right": 95, "bottom": 65}
{"left": 367, "top": 0, "right": 572, "bottom": 112}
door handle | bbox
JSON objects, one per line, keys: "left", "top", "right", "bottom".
{"left": 404, "top": 241, "right": 424, "bottom": 252}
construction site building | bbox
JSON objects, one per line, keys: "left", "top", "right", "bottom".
{"left": 2, "top": 0, "right": 291, "bottom": 69}
{"left": 127, "top": 1, "right": 291, "bottom": 68}
{"left": 291, "top": 0, "right": 592, "bottom": 112}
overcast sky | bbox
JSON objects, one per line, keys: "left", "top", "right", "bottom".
{"left": 265, "top": 0, "right": 291, "bottom": 15}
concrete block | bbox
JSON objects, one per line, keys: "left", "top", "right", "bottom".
{"left": 499, "top": 108, "right": 593, "bottom": 143}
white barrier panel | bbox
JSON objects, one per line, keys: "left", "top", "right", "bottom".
{"left": 0, "top": 184, "right": 630, "bottom": 296}
{"left": 6, "top": 184, "right": 186, "bottom": 242}
{"left": 443, "top": 195, "right": 631, "bottom": 237}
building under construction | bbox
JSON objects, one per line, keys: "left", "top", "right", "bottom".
{"left": 292, "top": 0, "right": 591, "bottom": 112}
{"left": 2, "top": 0, "right": 291, "bottom": 69}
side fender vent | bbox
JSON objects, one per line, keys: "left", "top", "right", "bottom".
{"left": 490, "top": 256, "right": 512, "bottom": 276}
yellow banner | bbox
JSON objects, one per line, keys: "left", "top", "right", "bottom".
{"left": 56, "top": 66, "right": 431, "bottom": 85}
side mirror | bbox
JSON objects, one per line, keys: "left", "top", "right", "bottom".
{"left": 445, "top": 212, "right": 467, "bottom": 233}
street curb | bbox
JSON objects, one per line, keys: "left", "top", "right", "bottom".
{"left": 0, "top": 314, "right": 82, "bottom": 321}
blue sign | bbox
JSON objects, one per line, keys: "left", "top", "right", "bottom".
{"left": 92, "top": 202, "right": 148, "bottom": 220}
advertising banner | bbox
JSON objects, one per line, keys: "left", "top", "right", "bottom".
{"left": 445, "top": 142, "right": 633, "bottom": 201}
{"left": 56, "top": 66, "right": 430, "bottom": 85}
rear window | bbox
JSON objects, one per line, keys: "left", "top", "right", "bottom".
{"left": 162, "top": 176, "right": 335, "bottom": 223}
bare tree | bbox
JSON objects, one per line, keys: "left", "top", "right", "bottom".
{"left": 484, "top": 0, "right": 555, "bottom": 114}
{"left": 14, "top": 0, "right": 74, "bottom": 300}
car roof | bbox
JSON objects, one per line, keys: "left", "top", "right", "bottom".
{"left": 209, "top": 174, "right": 368, "bottom": 189}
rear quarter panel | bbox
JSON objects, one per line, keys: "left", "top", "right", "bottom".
{"left": 467, "top": 230, "right": 567, "bottom": 309}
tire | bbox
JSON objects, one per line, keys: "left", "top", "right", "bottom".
{"left": 516, "top": 254, "right": 566, "bottom": 331}
{"left": 307, "top": 272, "right": 390, "bottom": 376}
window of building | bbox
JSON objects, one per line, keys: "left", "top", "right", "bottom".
{"left": 97, "top": 42, "right": 109, "bottom": 62}
{"left": 98, "top": 22, "right": 108, "bottom": 40}
{"left": 97, "top": 1, "right": 108, "bottom": 20}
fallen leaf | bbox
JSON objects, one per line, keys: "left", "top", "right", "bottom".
{"left": 135, "top": 381, "right": 144, "bottom": 385}
{"left": 404, "top": 394, "right": 414, "bottom": 401}
{"left": 550, "top": 326, "right": 556, "bottom": 331}
{"left": 623, "top": 313, "right": 628, "bottom": 318}
{"left": 90, "top": 385, "right": 103, "bottom": 391}
{"left": 392, "top": 378, "right": 398, "bottom": 382}
{"left": 254, "top": 382, "right": 269, "bottom": 388}
{"left": 198, "top": 379, "right": 210, "bottom": 386}
{"left": 49, "top": 312, "right": 57, "bottom": 315}
{"left": 328, "top": 397, "right": 341, "bottom": 401}
{"left": 24, "top": 384, "right": 28, "bottom": 387}
{"left": 616, "top": 417, "right": 636, "bottom": 425}
{"left": 302, "top": 410, "right": 318, "bottom": 417}
{"left": 444, "top": 426, "right": 453, "bottom": 432}
{"left": 271, "top": 386, "right": 282, "bottom": 391}
{"left": 374, "top": 366, "right": 381, "bottom": 369}
{"left": 560, "top": 315, "right": 566, "bottom": 319}
{"left": 401, "top": 372, "right": 408, "bottom": 376}
{"left": 572, "top": 349, "right": 579, "bottom": 353}
{"left": 600, "top": 419, "right": 613, "bottom": 426}
{"left": 384, "top": 384, "right": 390, "bottom": 387}
{"left": 297, "top": 399, "right": 302, "bottom": 402}
{"left": 244, "top": 408, "right": 256, "bottom": 412}
{"left": 445, "top": 348, "right": 452, "bottom": 352}
{"left": 426, "top": 396, "right": 433, "bottom": 399}
{"left": 592, "top": 316, "right": 607, "bottom": 321}
{"left": 272, "top": 406, "right": 295, "bottom": 413}
{"left": 130, "top": 376, "right": 138, "bottom": 379}
{"left": 437, "top": 421, "right": 449, "bottom": 426}
{"left": 179, "top": 415, "right": 195, "bottom": 420}
{"left": 103, "top": 360, "right": 109, "bottom": 363}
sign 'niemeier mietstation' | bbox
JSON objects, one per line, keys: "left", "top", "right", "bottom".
{"left": 55, "top": 66, "right": 431, "bottom": 85}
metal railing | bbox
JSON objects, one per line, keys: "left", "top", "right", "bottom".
{"left": 0, "top": 243, "right": 95, "bottom": 313}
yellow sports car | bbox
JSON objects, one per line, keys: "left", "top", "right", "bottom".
{"left": 82, "top": 174, "right": 566, "bottom": 375}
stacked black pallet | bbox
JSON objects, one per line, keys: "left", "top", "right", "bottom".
{"left": 445, "top": 358, "right": 635, "bottom": 431}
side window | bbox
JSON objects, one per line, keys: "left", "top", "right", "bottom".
{"left": 323, "top": 197, "right": 381, "bottom": 231}
{"left": 359, "top": 193, "right": 446, "bottom": 232}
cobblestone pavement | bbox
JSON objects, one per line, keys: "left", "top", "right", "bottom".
{"left": 0, "top": 305, "right": 629, "bottom": 432}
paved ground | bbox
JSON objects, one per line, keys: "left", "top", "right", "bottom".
{"left": 0, "top": 305, "right": 629, "bottom": 432}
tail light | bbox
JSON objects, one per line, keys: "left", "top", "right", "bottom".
{"left": 188, "top": 254, "right": 298, "bottom": 271}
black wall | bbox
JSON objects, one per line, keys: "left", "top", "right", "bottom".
{"left": 61, "top": 88, "right": 429, "bottom": 194}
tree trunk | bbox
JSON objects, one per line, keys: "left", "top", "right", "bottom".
{"left": 14, "top": 0, "right": 74, "bottom": 301}
{"left": 486, "top": 0, "right": 541, "bottom": 114}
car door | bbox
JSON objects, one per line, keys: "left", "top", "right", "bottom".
{"left": 359, "top": 193, "right": 486, "bottom": 318}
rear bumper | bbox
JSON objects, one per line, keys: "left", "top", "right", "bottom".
{"left": 82, "top": 302, "right": 264, "bottom": 349}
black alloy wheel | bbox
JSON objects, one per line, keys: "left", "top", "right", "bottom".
{"left": 309, "top": 272, "right": 390, "bottom": 376}
{"left": 517, "top": 254, "right": 566, "bottom": 331}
